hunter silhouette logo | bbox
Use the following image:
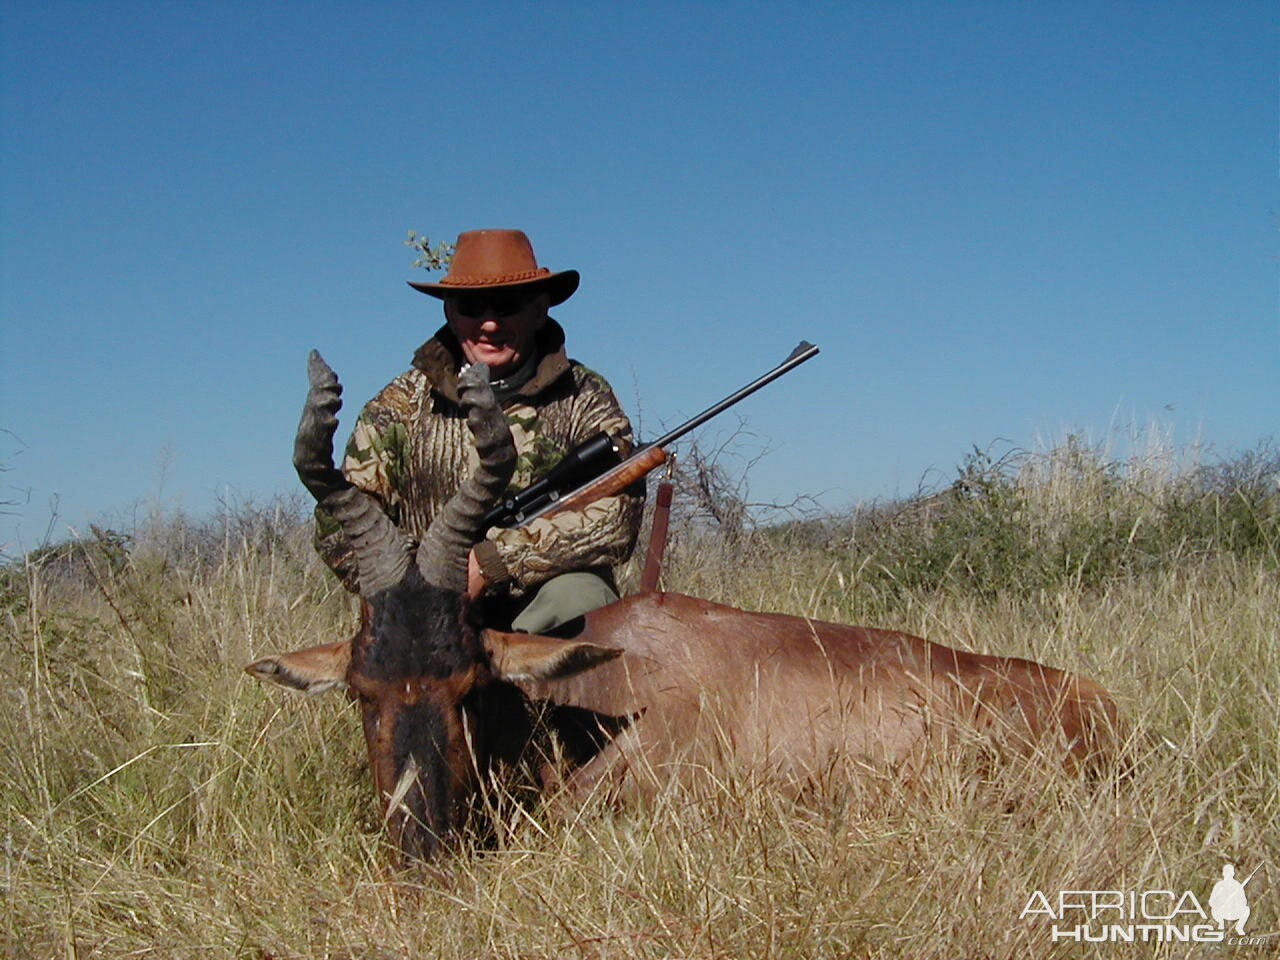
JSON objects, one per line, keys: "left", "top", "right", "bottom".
{"left": 1209, "top": 863, "right": 1256, "bottom": 936}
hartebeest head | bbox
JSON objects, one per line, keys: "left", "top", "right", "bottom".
{"left": 272, "top": 352, "right": 619, "bottom": 860}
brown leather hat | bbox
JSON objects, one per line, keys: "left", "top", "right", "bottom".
{"left": 407, "top": 229, "right": 580, "bottom": 306}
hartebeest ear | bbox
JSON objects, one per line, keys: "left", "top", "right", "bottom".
{"left": 481, "top": 629, "right": 622, "bottom": 681}
{"left": 244, "top": 638, "right": 351, "bottom": 695}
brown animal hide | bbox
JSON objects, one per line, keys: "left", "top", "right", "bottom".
{"left": 250, "top": 591, "right": 1118, "bottom": 812}
{"left": 509, "top": 592, "right": 1118, "bottom": 798}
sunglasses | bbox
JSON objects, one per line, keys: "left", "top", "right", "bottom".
{"left": 450, "top": 293, "right": 535, "bottom": 319}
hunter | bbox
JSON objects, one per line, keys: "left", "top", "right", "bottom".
{"left": 315, "top": 228, "right": 643, "bottom": 632}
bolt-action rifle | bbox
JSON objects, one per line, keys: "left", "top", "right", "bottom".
{"left": 482, "top": 341, "right": 821, "bottom": 530}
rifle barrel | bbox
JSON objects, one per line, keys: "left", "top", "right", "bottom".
{"left": 487, "top": 339, "right": 821, "bottom": 529}
{"left": 642, "top": 340, "right": 820, "bottom": 452}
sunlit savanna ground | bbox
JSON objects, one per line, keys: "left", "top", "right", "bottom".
{"left": 4, "top": 438, "right": 1277, "bottom": 959}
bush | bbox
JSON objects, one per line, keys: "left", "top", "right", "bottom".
{"left": 808, "top": 436, "right": 1279, "bottom": 605}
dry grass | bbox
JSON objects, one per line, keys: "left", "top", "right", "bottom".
{"left": 3, "top": 467, "right": 1278, "bottom": 958}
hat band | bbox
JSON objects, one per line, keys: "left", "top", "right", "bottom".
{"left": 438, "top": 267, "right": 551, "bottom": 287}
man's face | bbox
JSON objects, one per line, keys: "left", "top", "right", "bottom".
{"left": 444, "top": 289, "right": 549, "bottom": 378}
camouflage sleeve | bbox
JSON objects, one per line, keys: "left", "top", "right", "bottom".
{"left": 487, "top": 366, "right": 644, "bottom": 593}
{"left": 312, "top": 377, "right": 413, "bottom": 593}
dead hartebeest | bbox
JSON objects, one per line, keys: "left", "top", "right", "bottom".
{"left": 247, "top": 353, "right": 1119, "bottom": 861}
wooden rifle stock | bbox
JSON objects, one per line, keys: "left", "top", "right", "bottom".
{"left": 530, "top": 445, "right": 668, "bottom": 524}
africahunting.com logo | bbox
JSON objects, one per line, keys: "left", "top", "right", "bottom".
{"left": 1021, "top": 862, "right": 1271, "bottom": 945}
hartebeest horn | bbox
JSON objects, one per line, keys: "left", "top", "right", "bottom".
{"left": 294, "top": 350, "right": 411, "bottom": 596}
{"left": 415, "top": 362, "right": 517, "bottom": 591}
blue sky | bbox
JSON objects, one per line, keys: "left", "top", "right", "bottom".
{"left": 1, "top": 1, "right": 1276, "bottom": 553}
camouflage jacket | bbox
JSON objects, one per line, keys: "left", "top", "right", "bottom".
{"left": 315, "top": 319, "right": 643, "bottom": 597}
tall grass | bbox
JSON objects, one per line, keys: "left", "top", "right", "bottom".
{"left": 708, "top": 434, "right": 1279, "bottom": 610}
{"left": 3, "top": 440, "right": 1277, "bottom": 958}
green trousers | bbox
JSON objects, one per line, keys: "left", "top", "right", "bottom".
{"left": 509, "top": 571, "right": 619, "bottom": 634}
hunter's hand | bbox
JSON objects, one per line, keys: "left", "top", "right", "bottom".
{"left": 467, "top": 549, "right": 487, "bottom": 599}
